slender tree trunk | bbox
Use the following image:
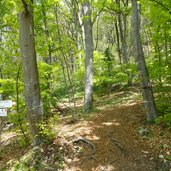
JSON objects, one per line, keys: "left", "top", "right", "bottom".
{"left": 154, "top": 41, "right": 162, "bottom": 84}
{"left": 16, "top": 64, "right": 29, "bottom": 142}
{"left": 41, "top": 1, "right": 52, "bottom": 65}
{"left": 19, "top": 1, "right": 43, "bottom": 146}
{"left": 115, "top": 21, "right": 122, "bottom": 64}
{"left": 116, "top": 0, "right": 129, "bottom": 63}
{"left": 116, "top": 0, "right": 132, "bottom": 85}
{"left": 54, "top": 5, "right": 76, "bottom": 117}
{"left": 131, "top": 0, "right": 158, "bottom": 122}
{"left": 82, "top": 1, "right": 94, "bottom": 112}
{"left": 164, "top": 28, "right": 168, "bottom": 63}
{"left": 72, "top": 0, "right": 82, "bottom": 68}
{"left": 94, "top": 14, "right": 100, "bottom": 51}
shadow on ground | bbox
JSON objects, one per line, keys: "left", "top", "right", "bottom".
{"left": 56, "top": 103, "right": 160, "bottom": 171}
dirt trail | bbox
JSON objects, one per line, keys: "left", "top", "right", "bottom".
{"left": 56, "top": 102, "right": 162, "bottom": 171}
{"left": 0, "top": 92, "right": 170, "bottom": 170}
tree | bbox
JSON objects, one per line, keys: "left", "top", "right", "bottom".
{"left": 131, "top": 0, "right": 158, "bottom": 122}
{"left": 81, "top": 1, "right": 94, "bottom": 112}
{"left": 19, "top": 0, "right": 43, "bottom": 146}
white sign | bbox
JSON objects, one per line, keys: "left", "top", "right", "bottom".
{"left": 0, "top": 100, "right": 12, "bottom": 108}
{"left": 0, "top": 108, "right": 7, "bottom": 116}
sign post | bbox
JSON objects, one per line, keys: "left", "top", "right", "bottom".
{"left": 0, "top": 95, "right": 13, "bottom": 147}
{"left": 0, "top": 100, "right": 12, "bottom": 116}
{"left": 0, "top": 109, "right": 7, "bottom": 116}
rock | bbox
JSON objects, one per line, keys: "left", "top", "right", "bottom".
{"left": 159, "top": 155, "right": 164, "bottom": 159}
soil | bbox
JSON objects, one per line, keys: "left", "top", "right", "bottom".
{"left": 55, "top": 100, "right": 171, "bottom": 171}
{"left": 0, "top": 91, "right": 171, "bottom": 170}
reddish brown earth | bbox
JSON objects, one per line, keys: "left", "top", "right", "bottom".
{"left": 55, "top": 101, "right": 171, "bottom": 171}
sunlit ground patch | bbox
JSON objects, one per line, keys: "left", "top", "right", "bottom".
{"left": 102, "top": 120, "right": 120, "bottom": 126}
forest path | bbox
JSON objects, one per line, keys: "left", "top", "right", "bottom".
{"left": 0, "top": 91, "right": 170, "bottom": 170}
{"left": 56, "top": 98, "right": 165, "bottom": 171}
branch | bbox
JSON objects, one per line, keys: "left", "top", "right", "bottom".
{"left": 150, "top": 0, "right": 171, "bottom": 15}
{"left": 92, "top": 8, "right": 103, "bottom": 24}
{"left": 20, "top": 0, "right": 28, "bottom": 12}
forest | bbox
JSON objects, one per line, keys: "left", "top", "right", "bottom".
{"left": 0, "top": 0, "right": 171, "bottom": 170}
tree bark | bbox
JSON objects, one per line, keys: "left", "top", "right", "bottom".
{"left": 116, "top": 0, "right": 129, "bottom": 63}
{"left": 41, "top": 0, "right": 52, "bottom": 65}
{"left": 82, "top": 1, "right": 94, "bottom": 112}
{"left": 115, "top": 21, "right": 122, "bottom": 64}
{"left": 19, "top": 1, "right": 43, "bottom": 146}
{"left": 131, "top": 0, "right": 158, "bottom": 122}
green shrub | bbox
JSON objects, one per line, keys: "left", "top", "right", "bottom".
{"left": 156, "top": 113, "right": 171, "bottom": 128}
{"left": 37, "top": 121, "right": 55, "bottom": 143}
{"left": 0, "top": 79, "right": 16, "bottom": 97}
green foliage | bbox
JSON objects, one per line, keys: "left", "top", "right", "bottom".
{"left": 74, "top": 66, "right": 85, "bottom": 87}
{"left": 8, "top": 111, "right": 30, "bottom": 146}
{"left": 7, "top": 144, "right": 64, "bottom": 171}
{"left": 93, "top": 51, "right": 137, "bottom": 94}
{"left": 156, "top": 113, "right": 171, "bottom": 128}
{"left": 38, "top": 62, "right": 53, "bottom": 91}
{"left": 166, "top": 155, "right": 171, "bottom": 161}
{"left": 38, "top": 62, "right": 53, "bottom": 114}
{"left": 52, "top": 86, "right": 69, "bottom": 98}
{"left": 37, "top": 121, "right": 55, "bottom": 143}
{"left": 148, "top": 54, "right": 171, "bottom": 128}
{"left": 148, "top": 58, "right": 171, "bottom": 84}
{"left": 0, "top": 79, "right": 15, "bottom": 97}
{"left": 155, "top": 87, "right": 171, "bottom": 128}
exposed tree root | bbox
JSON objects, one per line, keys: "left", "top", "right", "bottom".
{"left": 108, "top": 133, "right": 127, "bottom": 154}
{"left": 62, "top": 137, "right": 97, "bottom": 165}
{"left": 72, "top": 137, "right": 96, "bottom": 156}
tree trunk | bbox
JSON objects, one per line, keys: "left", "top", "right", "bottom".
{"left": 131, "top": 0, "right": 158, "bottom": 122}
{"left": 41, "top": 1, "right": 52, "bottom": 65}
{"left": 115, "top": 21, "right": 122, "bottom": 64}
{"left": 82, "top": 1, "right": 94, "bottom": 112}
{"left": 19, "top": 2, "right": 43, "bottom": 146}
{"left": 116, "top": 0, "right": 129, "bottom": 63}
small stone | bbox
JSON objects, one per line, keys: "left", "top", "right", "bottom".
{"left": 66, "top": 158, "right": 72, "bottom": 163}
{"left": 142, "top": 150, "right": 149, "bottom": 154}
{"left": 159, "top": 155, "right": 164, "bottom": 159}
{"left": 166, "top": 151, "right": 170, "bottom": 155}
